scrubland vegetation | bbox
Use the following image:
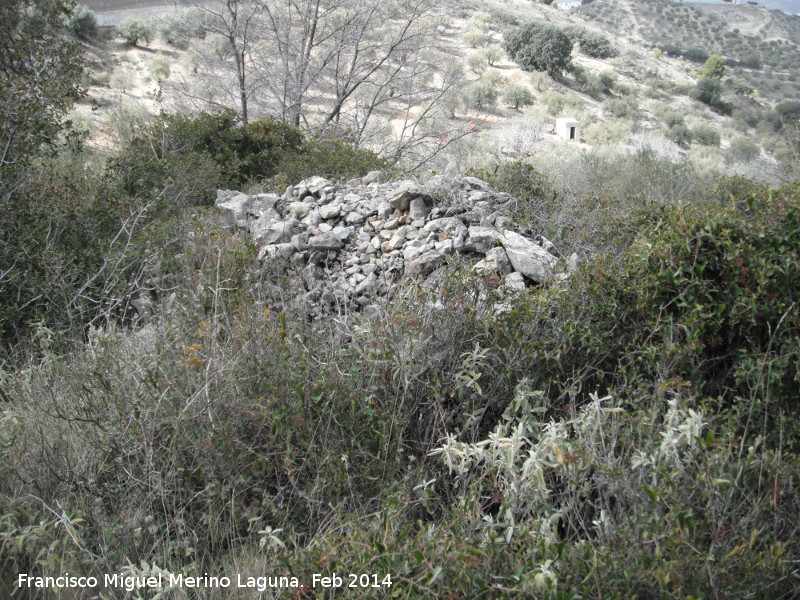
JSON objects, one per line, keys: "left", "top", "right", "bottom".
{"left": 2, "top": 0, "right": 800, "bottom": 599}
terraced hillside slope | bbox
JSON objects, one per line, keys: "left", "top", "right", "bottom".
{"left": 578, "top": 0, "right": 800, "bottom": 100}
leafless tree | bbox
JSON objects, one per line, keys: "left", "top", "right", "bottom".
{"left": 168, "top": 0, "right": 264, "bottom": 124}
{"left": 166, "top": 0, "right": 479, "bottom": 168}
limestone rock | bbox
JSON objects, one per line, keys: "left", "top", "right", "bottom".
{"left": 409, "top": 196, "right": 432, "bottom": 220}
{"left": 473, "top": 247, "right": 512, "bottom": 275}
{"left": 251, "top": 211, "right": 301, "bottom": 245}
{"left": 333, "top": 226, "right": 353, "bottom": 241}
{"left": 216, "top": 192, "right": 279, "bottom": 226}
{"left": 504, "top": 271, "right": 526, "bottom": 291}
{"left": 297, "top": 176, "right": 333, "bottom": 197}
{"left": 318, "top": 204, "right": 341, "bottom": 220}
{"left": 388, "top": 181, "right": 426, "bottom": 210}
{"left": 407, "top": 250, "right": 445, "bottom": 276}
{"left": 306, "top": 232, "right": 343, "bottom": 251}
{"left": 500, "top": 230, "right": 557, "bottom": 283}
{"left": 464, "top": 225, "right": 499, "bottom": 254}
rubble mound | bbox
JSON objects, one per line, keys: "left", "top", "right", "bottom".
{"left": 216, "top": 172, "right": 576, "bottom": 315}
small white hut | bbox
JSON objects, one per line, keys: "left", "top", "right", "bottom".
{"left": 555, "top": 118, "right": 580, "bottom": 141}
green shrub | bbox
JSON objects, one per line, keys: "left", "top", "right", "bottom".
{"left": 503, "top": 84, "right": 535, "bottom": 109}
{"left": 732, "top": 106, "right": 760, "bottom": 131}
{"left": 776, "top": 99, "right": 800, "bottom": 124}
{"left": 727, "top": 136, "right": 760, "bottom": 163}
{"left": 598, "top": 71, "right": 617, "bottom": 93}
{"left": 727, "top": 77, "right": 755, "bottom": 96}
{"left": 109, "top": 111, "right": 233, "bottom": 206}
{"left": 66, "top": 4, "right": 97, "bottom": 39}
{"left": 667, "top": 121, "right": 692, "bottom": 147}
{"left": 468, "top": 80, "right": 499, "bottom": 109}
{"left": 117, "top": 18, "right": 152, "bottom": 46}
{"left": 693, "top": 77, "right": 732, "bottom": 114}
{"left": 660, "top": 108, "right": 685, "bottom": 129}
{"left": 564, "top": 25, "right": 618, "bottom": 59}
{"left": 571, "top": 181, "right": 798, "bottom": 419}
{"left": 468, "top": 159, "right": 553, "bottom": 211}
{"left": 265, "top": 135, "right": 387, "bottom": 190}
{"left": 574, "top": 66, "right": 617, "bottom": 98}
{"left": 604, "top": 98, "right": 637, "bottom": 120}
{"left": 110, "top": 110, "right": 386, "bottom": 203}
{"left": 503, "top": 22, "right": 573, "bottom": 77}
{"left": 692, "top": 123, "right": 721, "bottom": 146}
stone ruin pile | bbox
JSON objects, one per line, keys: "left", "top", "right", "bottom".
{"left": 216, "top": 172, "right": 575, "bottom": 314}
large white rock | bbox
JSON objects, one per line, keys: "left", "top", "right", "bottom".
{"left": 296, "top": 176, "right": 333, "bottom": 197}
{"left": 216, "top": 192, "right": 250, "bottom": 225}
{"left": 287, "top": 202, "right": 314, "bottom": 219}
{"left": 406, "top": 250, "right": 445, "bottom": 276}
{"left": 318, "top": 204, "right": 341, "bottom": 220}
{"left": 464, "top": 225, "right": 499, "bottom": 254}
{"left": 500, "top": 230, "right": 557, "bottom": 283}
{"left": 422, "top": 217, "right": 467, "bottom": 238}
{"left": 473, "top": 246, "right": 512, "bottom": 275}
{"left": 251, "top": 210, "right": 301, "bottom": 245}
{"left": 306, "top": 232, "right": 343, "bottom": 251}
{"left": 216, "top": 192, "right": 279, "bottom": 226}
{"left": 388, "top": 181, "right": 426, "bottom": 210}
{"left": 504, "top": 271, "right": 526, "bottom": 291}
{"left": 333, "top": 226, "right": 353, "bottom": 241}
{"left": 409, "top": 197, "right": 431, "bottom": 220}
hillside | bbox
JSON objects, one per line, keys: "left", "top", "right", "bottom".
{"left": 65, "top": 0, "right": 800, "bottom": 187}
{"left": 578, "top": 0, "right": 800, "bottom": 100}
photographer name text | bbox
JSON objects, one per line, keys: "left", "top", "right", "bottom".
{"left": 18, "top": 572, "right": 392, "bottom": 592}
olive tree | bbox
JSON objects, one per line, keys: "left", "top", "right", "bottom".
{"left": 504, "top": 84, "right": 535, "bottom": 109}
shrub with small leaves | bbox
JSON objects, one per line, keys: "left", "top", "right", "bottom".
{"left": 692, "top": 123, "right": 720, "bottom": 146}
{"left": 667, "top": 121, "right": 692, "bottom": 146}
{"left": 468, "top": 80, "right": 499, "bottom": 109}
{"left": 117, "top": 18, "right": 152, "bottom": 46}
{"left": 564, "top": 25, "right": 618, "bottom": 59}
{"left": 604, "top": 98, "right": 638, "bottom": 120}
{"left": 66, "top": 4, "right": 96, "bottom": 39}
{"left": 727, "top": 136, "right": 760, "bottom": 163}
{"left": 503, "top": 84, "right": 535, "bottom": 109}
{"left": 727, "top": 77, "right": 755, "bottom": 96}
{"left": 693, "top": 77, "right": 732, "bottom": 114}
{"left": 147, "top": 56, "right": 170, "bottom": 82}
